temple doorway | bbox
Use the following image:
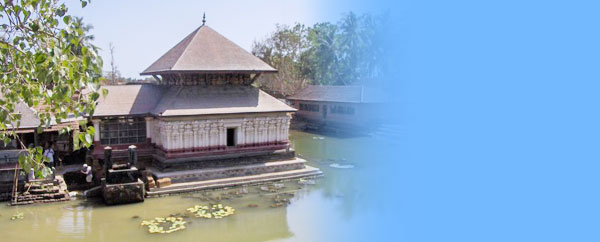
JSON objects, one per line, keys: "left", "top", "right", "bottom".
{"left": 227, "top": 128, "right": 236, "bottom": 147}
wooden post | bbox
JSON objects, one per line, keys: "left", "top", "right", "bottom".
{"left": 11, "top": 156, "right": 18, "bottom": 204}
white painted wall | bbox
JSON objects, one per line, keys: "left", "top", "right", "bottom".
{"left": 152, "top": 114, "right": 291, "bottom": 151}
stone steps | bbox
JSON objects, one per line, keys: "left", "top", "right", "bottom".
{"left": 10, "top": 176, "right": 71, "bottom": 206}
{"left": 149, "top": 158, "right": 308, "bottom": 184}
{"left": 147, "top": 165, "right": 322, "bottom": 196}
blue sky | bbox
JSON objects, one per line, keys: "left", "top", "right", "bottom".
{"left": 66, "top": 0, "right": 381, "bottom": 78}
{"left": 361, "top": 0, "right": 600, "bottom": 241}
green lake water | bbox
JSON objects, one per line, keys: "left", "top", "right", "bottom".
{"left": 0, "top": 130, "right": 385, "bottom": 242}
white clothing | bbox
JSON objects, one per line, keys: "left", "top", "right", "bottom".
{"left": 43, "top": 148, "right": 54, "bottom": 163}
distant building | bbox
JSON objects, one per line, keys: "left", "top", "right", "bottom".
{"left": 90, "top": 23, "right": 320, "bottom": 191}
{"left": 287, "top": 85, "right": 385, "bottom": 131}
{"left": 0, "top": 100, "right": 81, "bottom": 165}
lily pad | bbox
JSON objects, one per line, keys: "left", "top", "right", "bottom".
{"left": 186, "top": 204, "right": 235, "bottom": 219}
{"left": 140, "top": 216, "right": 186, "bottom": 234}
{"left": 10, "top": 212, "right": 24, "bottom": 220}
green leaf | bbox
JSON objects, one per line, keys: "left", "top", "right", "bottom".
{"left": 34, "top": 52, "right": 46, "bottom": 64}
{"left": 63, "top": 16, "right": 71, "bottom": 25}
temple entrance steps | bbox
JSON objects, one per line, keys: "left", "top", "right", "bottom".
{"left": 146, "top": 165, "right": 321, "bottom": 196}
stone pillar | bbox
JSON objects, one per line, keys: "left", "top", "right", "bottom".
{"left": 104, "top": 146, "right": 112, "bottom": 177}
{"left": 203, "top": 123, "right": 210, "bottom": 149}
{"left": 144, "top": 117, "right": 153, "bottom": 141}
{"left": 128, "top": 145, "right": 137, "bottom": 168}
{"left": 92, "top": 119, "right": 101, "bottom": 142}
{"left": 192, "top": 121, "right": 199, "bottom": 151}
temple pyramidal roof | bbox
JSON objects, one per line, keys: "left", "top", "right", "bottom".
{"left": 94, "top": 23, "right": 293, "bottom": 117}
{"left": 141, "top": 25, "right": 276, "bottom": 75}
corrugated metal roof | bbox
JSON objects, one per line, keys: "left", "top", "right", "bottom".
{"left": 287, "top": 85, "right": 386, "bottom": 103}
{"left": 141, "top": 25, "right": 276, "bottom": 75}
{"left": 93, "top": 84, "right": 295, "bottom": 117}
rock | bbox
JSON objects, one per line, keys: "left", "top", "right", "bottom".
{"left": 156, "top": 178, "right": 171, "bottom": 188}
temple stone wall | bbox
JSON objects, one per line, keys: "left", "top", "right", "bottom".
{"left": 151, "top": 114, "right": 291, "bottom": 152}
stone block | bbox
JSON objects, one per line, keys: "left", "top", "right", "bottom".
{"left": 102, "top": 179, "right": 145, "bottom": 205}
{"left": 147, "top": 177, "right": 156, "bottom": 189}
{"left": 156, "top": 178, "right": 171, "bottom": 188}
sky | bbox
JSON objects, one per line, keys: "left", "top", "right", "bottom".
{"left": 65, "top": 0, "right": 378, "bottom": 79}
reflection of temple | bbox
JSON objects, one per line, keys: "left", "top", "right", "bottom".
{"left": 90, "top": 21, "right": 320, "bottom": 192}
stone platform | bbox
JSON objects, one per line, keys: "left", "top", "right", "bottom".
{"left": 149, "top": 157, "right": 309, "bottom": 183}
{"left": 152, "top": 148, "right": 296, "bottom": 171}
{"left": 147, "top": 165, "right": 321, "bottom": 196}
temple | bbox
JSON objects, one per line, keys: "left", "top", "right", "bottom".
{"left": 90, "top": 23, "right": 320, "bottom": 194}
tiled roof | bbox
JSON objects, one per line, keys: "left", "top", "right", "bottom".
{"left": 14, "top": 102, "right": 41, "bottom": 129}
{"left": 93, "top": 84, "right": 295, "bottom": 117}
{"left": 141, "top": 25, "right": 276, "bottom": 75}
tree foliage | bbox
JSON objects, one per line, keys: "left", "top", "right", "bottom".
{"left": 252, "top": 12, "right": 387, "bottom": 96}
{"left": 0, "top": 0, "right": 102, "bottom": 178}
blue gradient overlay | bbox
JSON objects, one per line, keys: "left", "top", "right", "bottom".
{"left": 322, "top": 0, "right": 600, "bottom": 241}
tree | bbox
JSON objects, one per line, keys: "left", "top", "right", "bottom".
{"left": 252, "top": 23, "right": 311, "bottom": 96}
{"left": 108, "top": 42, "right": 119, "bottom": 84}
{"left": 0, "top": 0, "right": 102, "bottom": 178}
{"left": 73, "top": 16, "right": 94, "bottom": 41}
{"left": 252, "top": 12, "right": 386, "bottom": 96}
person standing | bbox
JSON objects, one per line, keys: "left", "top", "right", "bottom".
{"left": 43, "top": 142, "right": 55, "bottom": 168}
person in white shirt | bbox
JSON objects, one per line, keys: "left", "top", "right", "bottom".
{"left": 81, "top": 164, "right": 92, "bottom": 183}
{"left": 43, "top": 142, "right": 55, "bottom": 168}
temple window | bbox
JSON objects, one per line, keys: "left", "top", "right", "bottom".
{"left": 299, "top": 103, "right": 320, "bottom": 112}
{"left": 331, "top": 105, "right": 355, "bottom": 115}
{"left": 100, "top": 117, "right": 147, "bottom": 145}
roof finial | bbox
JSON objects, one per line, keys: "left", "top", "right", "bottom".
{"left": 202, "top": 12, "right": 206, "bottom": 26}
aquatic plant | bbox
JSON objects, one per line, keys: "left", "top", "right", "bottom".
{"left": 140, "top": 216, "right": 186, "bottom": 234}
{"left": 186, "top": 204, "right": 235, "bottom": 219}
{"left": 10, "top": 212, "right": 24, "bottom": 220}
